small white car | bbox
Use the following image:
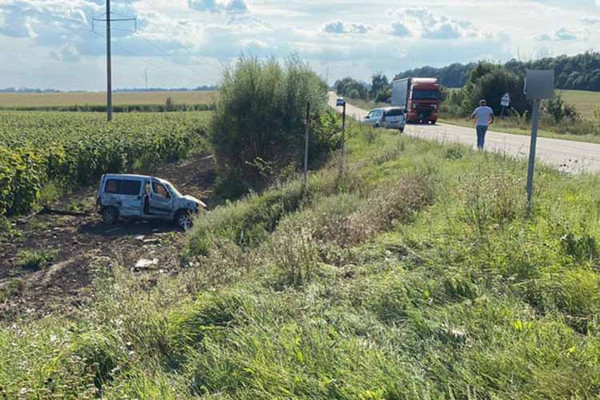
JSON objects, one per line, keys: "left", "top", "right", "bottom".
{"left": 96, "top": 174, "right": 206, "bottom": 229}
{"left": 363, "top": 107, "right": 407, "bottom": 132}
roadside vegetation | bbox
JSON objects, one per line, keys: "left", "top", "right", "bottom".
{"left": 211, "top": 55, "right": 339, "bottom": 196}
{"left": 2, "top": 118, "right": 600, "bottom": 398}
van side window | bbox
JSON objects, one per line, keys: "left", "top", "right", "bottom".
{"left": 104, "top": 179, "right": 142, "bottom": 196}
{"left": 120, "top": 180, "right": 142, "bottom": 196}
{"left": 152, "top": 182, "right": 170, "bottom": 199}
{"left": 105, "top": 179, "right": 119, "bottom": 194}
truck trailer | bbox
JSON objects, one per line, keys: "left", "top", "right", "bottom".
{"left": 391, "top": 78, "right": 441, "bottom": 124}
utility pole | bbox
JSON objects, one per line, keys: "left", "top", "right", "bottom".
{"left": 106, "top": 0, "right": 112, "bottom": 121}
{"left": 93, "top": 3, "right": 136, "bottom": 122}
{"left": 303, "top": 102, "right": 310, "bottom": 187}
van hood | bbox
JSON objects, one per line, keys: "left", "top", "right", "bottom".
{"left": 183, "top": 195, "right": 207, "bottom": 209}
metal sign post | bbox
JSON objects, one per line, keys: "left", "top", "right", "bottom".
{"left": 335, "top": 98, "right": 347, "bottom": 176}
{"left": 524, "top": 70, "right": 554, "bottom": 217}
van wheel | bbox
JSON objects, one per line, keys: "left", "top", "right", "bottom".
{"left": 175, "top": 210, "right": 193, "bottom": 230}
{"left": 399, "top": 127, "right": 405, "bottom": 133}
{"left": 102, "top": 207, "right": 119, "bottom": 225}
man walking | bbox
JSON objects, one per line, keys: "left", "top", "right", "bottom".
{"left": 471, "top": 100, "right": 495, "bottom": 149}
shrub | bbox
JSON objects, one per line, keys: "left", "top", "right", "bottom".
{"left": 211, "top": 55, "right": 329, "bottom": 193}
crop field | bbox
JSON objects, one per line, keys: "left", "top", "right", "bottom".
{"left": 0, "top": 90, "right": 218, "bottom": 108}
{"left": 559, "top": 89, "right": 600, "bottom": 119}
{"left": 0, "top": 111, "right": 211, "bottom": 216}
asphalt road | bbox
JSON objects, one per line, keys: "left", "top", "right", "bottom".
{"left": 328, "top": 92, "right": 600, "bottom": 174}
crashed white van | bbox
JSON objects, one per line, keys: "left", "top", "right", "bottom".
{"left": 96, "top": 174, "right": 206, "bottom": 229}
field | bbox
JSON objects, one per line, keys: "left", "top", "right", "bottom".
{"left": 0, "top": 90, "right": 218, "bottom": 108}
{"left": 559, "top": 89, "right": 600, "bottom": 119}
{"left": 2, "top": 118, "right": 600, "bottom": 398}
{"left": 0, "top": 111, "right": 211, "bottom": 215}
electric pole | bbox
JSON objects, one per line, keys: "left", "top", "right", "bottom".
{"left": 106, "top": 0, "right": 112, "bottom": 121}
{"left": 92, "top": 3, "right": 136, "bottom": 122}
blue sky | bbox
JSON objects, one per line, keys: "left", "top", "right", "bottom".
{"left": 0, "top": 0, "right": 598, "bottom": 90}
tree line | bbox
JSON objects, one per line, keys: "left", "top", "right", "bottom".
{"left": 334, "top": 52, "right": 600, "bottom": 99}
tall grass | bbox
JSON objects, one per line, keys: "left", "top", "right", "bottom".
{"left": 2, "top": 123, "right": 600, "bottom": 398}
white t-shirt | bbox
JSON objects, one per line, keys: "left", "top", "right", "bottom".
{"left": 472, "top": 106, "right": 494, "bottom": 127}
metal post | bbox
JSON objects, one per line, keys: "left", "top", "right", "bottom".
{"left": 303, "top": 102, "right": 310, "bottom": 186}
{"left": 526, "top": 99, "right": 541, "bottom": 217}
{"left": 341, "top": 102, "right": 346, "bottom": 176}
{"left": 106, "top": 0, "right": 113, "bottom": 122}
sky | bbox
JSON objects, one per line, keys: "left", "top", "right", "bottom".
{"left": 0, "top": 0, "right": 598, "bottom": 91}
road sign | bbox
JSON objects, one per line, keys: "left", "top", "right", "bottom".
{"left": 501, "top": 93, "right": 510, "bottom": 107}
{"left": 524, "top": 70, "right": 555, "bottom": 217}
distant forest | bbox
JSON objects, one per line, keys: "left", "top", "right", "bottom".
{"left": 395, "top": 52, "right": 600, "bottom": 91}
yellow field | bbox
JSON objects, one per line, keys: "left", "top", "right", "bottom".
{"left": 0, "top": 91, "right": 218, "bottom": 107}
{"left": 558, "top": 90, "right": 600, "bottom": 119}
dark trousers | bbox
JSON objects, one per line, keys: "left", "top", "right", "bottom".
{"left": 476, "top": 125, "right": 488, "bottom": 149}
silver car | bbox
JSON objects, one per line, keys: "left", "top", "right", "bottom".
{"left": 363, "top": 107, "right": 407, "bottom": 132}
{"left": 96, "top": 174, "right": 206, "bottom": 229}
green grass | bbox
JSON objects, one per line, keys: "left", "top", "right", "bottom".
{"left": 2, "top": 122, "right": 600, "bottom": 398}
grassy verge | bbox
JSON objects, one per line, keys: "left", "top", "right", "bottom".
{"left": 2, "top": 122, "right": 600, "bottom": 398}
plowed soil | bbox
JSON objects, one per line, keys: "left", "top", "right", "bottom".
{"left": 0, "top": 153, "right": 216, "bottom": 320}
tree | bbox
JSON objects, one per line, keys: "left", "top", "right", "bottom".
{"left": 211, "top": 55, "right": 329, "bottom": 193}
{"left": 334, "top": 77, "right": 369, "bottom": 100}
{"left": 461, "top": 68, "right": 529, "bottom": 116}
{"left": 370, "top": 72, "right": 390, "bottom": 102}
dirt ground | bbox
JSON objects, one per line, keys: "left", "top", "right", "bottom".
{"left": 0, "top": 153, "right": 216, "bottom": 320}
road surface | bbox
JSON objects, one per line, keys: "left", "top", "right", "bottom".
{"left": 328, "top": 92, "right": 600, "bottom": 174}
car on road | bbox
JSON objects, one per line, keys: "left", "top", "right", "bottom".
{"left": 96, "top": 174, "right": 206, "bottom": 229}
{"left": 363, "top": 107, "right": 407, "bottom": 132}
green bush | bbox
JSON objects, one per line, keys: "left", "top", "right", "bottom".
{"left": 211, "top": 55, "right": 330, "bottom": 192}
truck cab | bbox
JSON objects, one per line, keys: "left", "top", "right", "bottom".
{"left": 391, "top": 77, "right": 441, "bottom": 124}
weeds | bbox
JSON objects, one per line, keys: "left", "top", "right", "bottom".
{"left": 16, "top": 249, "right": 56, "bottom": 270}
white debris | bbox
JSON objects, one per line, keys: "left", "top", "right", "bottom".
{"left": 133, "top": 258, "right": 158, "bottom": 271}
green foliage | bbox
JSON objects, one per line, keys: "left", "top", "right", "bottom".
{"left": 211, "top": 55, "right": 329, "bottom": 192}
{"left": 16, "top": 249, "right": 56, "bottom": 270}
{"left": 334, "top": 76, "right": 370, "bottom": 100}
{"left": 544, "top": 94, "right": 580, "bottom": 123}
{"left": 0, "top": 111, "right": 210, "bottom": 216}
{"left": 461, "top": 64, "right": 529, "bottom": 116}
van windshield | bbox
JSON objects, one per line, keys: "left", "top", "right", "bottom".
{"left": 165, "top": 182, "right": 182, "bottom": 197}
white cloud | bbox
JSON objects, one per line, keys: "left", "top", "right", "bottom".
{"left": 322, "top": 20, "right": 372, "bottom": 34}
{"left": 0, "top": 0, "right": 596, "bottom": 90}
{"left": 187, "top": 0, "right": 248, "bottom": 14}
{"left": 537, "top": 27, "right": 580, "bottom": 41}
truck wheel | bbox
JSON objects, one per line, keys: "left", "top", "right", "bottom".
{"left": 399, "top": 127, "right": 405, "bottom": 133}
{"left": 175, "top": 210, "right": 193, "bottom": 230}
{"left": 102, "top": 207, "right": 119, "bottom": 225}
{"left": 430, "top": 120, "right": 437, "bottom": 125}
